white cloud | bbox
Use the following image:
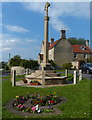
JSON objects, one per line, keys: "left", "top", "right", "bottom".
{"left": 3, "top": 24, "right": 29, "bottom": 33}
{"left": 6, "top": 39, "right": 16, "bottom": 43}
{"left": 21, "top": 2, "right": 90, "bottom": 31}
{"left": 1, "top": 34, "right": 22, "bottom": 49}
{"left": 1, "top": 33, "right": 39, "bottom": 50}
{"left": 22, "top": 2, "right": 44, "bottom": 12}
{"left": 27, "top": 38, "right": 38, "bottom": 42}
{"left": 2, "top": 47, "right": 12, "bottom": 51}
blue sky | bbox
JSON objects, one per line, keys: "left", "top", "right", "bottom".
{"left": 1, "top": 2, "right": 91, "bottom": 62}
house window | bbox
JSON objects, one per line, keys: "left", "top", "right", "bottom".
{"left": 74, "top": 53, "right": 77, "bottom": 58}
{"left": 80, "top": 46, "right": 86, "bottom": 50}
{"left": 84, "top": 54, "right": 87, "bottom": 59}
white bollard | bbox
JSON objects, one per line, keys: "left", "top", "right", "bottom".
{"left": 12, "top": 70, "right": 16, "bottom": 86}
{"left": 65, "top": 69, "right": 68, "bottom": 77}
{"left": 74, "top": 70, "right": 77, "bottom": 84}
{"left": 79, "top": 70, "right": 82, "bottom": 81}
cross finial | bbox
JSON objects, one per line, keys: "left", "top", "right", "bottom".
{"left": 44, "top": 2, "right": 50, "bottom": 16}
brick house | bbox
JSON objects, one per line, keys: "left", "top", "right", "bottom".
{"left": 38, "top": 30, "right": 92, "bottom": 69}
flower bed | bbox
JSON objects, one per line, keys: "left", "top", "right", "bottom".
{"left": 29, "top": 80, "right": 41, "bottom": 85}
{"left": 13, "top": 93, "right": 62, "bottom": 114}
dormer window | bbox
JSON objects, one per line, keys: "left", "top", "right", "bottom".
{"left": 80, "top": 46, "right": 86, "bottom": 50}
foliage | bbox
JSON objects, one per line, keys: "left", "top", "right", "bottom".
{"left": 20, "top": 59, "right": 39, "bottom": 69}
{"left": 62, "top": 63, "right": 72, "bottom": 69}
{"left": 67, "top": 37, "right": 86, "bottom": 45}
{"left": 87, "top": 57, "right": 92, "bottom": 63}
{"left": 0, "top": 61, "right": 9, "bottom": 70}
{"left": 48, "top": 60, "right": 56, "bottom": 67}
{"left": 9, "top": 55, "right": 21, "bottom": 67}
{"left": 9, "top": 55, "right": 39, "bottom": 69}
{"left": 13, "top": 93, "right": 60, "bottom": 114}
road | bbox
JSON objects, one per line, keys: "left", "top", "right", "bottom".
{"left": 1, "top": 71, "right": 92, "bottom": 80}
{"left": 83, "top": 74, "right": 92, "bottom": 80}
{"left": 57, "top": 71, "right": 92, "bottom": 80}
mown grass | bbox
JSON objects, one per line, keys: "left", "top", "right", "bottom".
{"left": 2, "top": 75, "right": 91, "bottom": 119}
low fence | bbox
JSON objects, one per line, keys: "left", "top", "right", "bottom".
{"left": 10, "top": 69, "right": 83, "bottom": 87}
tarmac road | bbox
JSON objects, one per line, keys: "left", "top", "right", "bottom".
{"left": 57, "top": 70, "right": 92, "bottom": 80}
{"left": 1, "top": 70, "right": 92, "bottom": 80}
{"left": 83, "top": 73, "right": 92, "bottom": 80}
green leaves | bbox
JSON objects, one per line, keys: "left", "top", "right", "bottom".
{"left": 67, "top": 37, "right": 86, "bottom": 45}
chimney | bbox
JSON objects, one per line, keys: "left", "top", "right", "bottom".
{"left": 86, "top": 40, "right": 89, "bottom": 47}
{"left": 61, "top": 29, "right": 66, "bottom": 39}
{"left": 50, "top": 38, "right": 54, "bottom": 44}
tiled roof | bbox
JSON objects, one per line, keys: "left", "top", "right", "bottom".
{"left": 49, "top": 40, "right": 60, "bottom": 49}
{"left": 72, "top": 45, "right": 92, "bottom": 53}
{"left": 49, "top": 40, "right": 92, "bottom": 54}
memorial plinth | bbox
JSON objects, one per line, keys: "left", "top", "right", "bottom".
{"left": 25, "top": 70, "right": 67, "bottom": 85}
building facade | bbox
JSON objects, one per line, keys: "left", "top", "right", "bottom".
{"left": 38, "top": 30, "right": 92, "bottom": 69}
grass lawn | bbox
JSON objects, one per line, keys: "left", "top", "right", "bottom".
{"left": 2, "top": 75, "right": 91, "bottom": 119}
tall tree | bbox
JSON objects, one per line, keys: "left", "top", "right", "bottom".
{"left": 9, "top": 55, "right": 21, "bottom": 67}
{"left": 67, "top": 37, "right": 86, "bottom": 45}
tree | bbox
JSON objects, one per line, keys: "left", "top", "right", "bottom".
{"left": 20, "top": 59, "right": 39, "bottom": 70}
{"left": 9, "top": 55, "right": 39, "bottom": 69}
{"left": 0, "top": 61, "right": 9, "bottom": 70}
{"left": 62, "top": 63, "right": 72, "bottom": 69}
{"left": 9, "top": 55, "right": 21, "bottom": 67}
{"left": 67, "top": 37, "right": 86, "bottom": 45}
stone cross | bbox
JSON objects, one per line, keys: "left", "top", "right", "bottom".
{"left": 43, "top": 2, "right": 50, "bottom": 67}
{"left": 79, "top": 70, "right": 82, "bottom": 81}
{"left": 74, "top": 70, "right": 77, "bottom": 84}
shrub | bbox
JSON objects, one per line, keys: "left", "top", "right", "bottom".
{"left": 62, "top": 63, "right": 72, "bottom": 69}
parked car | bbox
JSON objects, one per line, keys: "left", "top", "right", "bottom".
{"left": 81, "top": 63, "right": 92, "bottom": 74}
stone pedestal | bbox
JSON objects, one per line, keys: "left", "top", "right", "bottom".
{"left": 25, "top": 70, "right": 67, "bottom": 85}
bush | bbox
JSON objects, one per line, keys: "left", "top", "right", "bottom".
{"left": 62, "top": 63, "right": 72, "bottom": 69}
{"left": 48, "top": 60, "right": 56, "bottom": 67}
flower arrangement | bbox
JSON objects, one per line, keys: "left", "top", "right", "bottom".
{"left": 13, "top": 92, "right": 62, "bottom": 114}
{"left": 29, "top": 80, "right": 41, "bottom": 85}
{"left": 23, "top": 78, "right": 28, "bottom": 83}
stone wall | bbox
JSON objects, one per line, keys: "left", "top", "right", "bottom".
{"left": 54, "top": 39, "right": 73, "bottom": 68}
{"left": 71, "top": 61, "right": 79, "bottom": 69}
{"left": 11, "top": 66, "right": 25, "bottom": 75}
{"left": 49, "top": 48, "right": 54, "bottom": 61}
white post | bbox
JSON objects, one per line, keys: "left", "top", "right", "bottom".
{"left": 12, "top": 70, "right": 16, "bottom": 86}
{"left": 79, "top": 70, "right": 82, "bottom": 81}
{"left": 65, "top": 69, "right": 68, "bottom": 77}
{"left": 74, "top": 70, "right": 77, "bottom": 84}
